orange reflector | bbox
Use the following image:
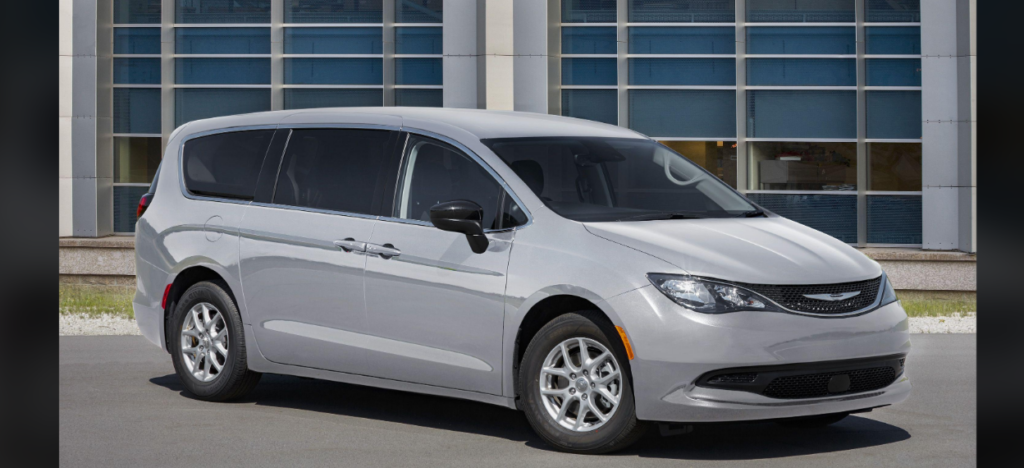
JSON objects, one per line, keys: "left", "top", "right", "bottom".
{"left": 615, "top": 326, "right": 635, "bottom": 360}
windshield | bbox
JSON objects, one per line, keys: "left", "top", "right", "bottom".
{"left": 482, "top": 137, "right": 756, "bottom": 222}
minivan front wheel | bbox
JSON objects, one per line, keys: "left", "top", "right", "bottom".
{"left": 519, "top": 312, "right": 647, "bottom": 454}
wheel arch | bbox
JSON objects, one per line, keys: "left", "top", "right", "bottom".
{"left": 162, "top": 263, "right": 240, "bottom": 352}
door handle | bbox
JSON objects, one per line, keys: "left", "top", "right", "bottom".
{"left": 366, "top": 243, "right": 401, "bottom": 259}
{"left": 333, "top": 238, "right": 367, "bottom": 253}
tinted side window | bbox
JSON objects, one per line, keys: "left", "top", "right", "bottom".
{"left": 182, "top": 130, "right": 275, "bottom": 199}
{"left": 273, "top": 129, "right": 392, "bottom": 215}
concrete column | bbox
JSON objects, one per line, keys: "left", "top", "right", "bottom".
{"left": 512, "top": 0, "right": 554, "bottom": 114}
{"left": 161, "top": 0, "right": 175, "bottom": 145}
{"left": 616, "top": 0, "right": 627, "bottom": 127}
{"left": 383, "top": 0, "right": 395, "bottom": 106}
{"left": 60, "top": 0, "right": 74, "bottom": 236}
{"left": 477, "top": 0, "right": 515, "bottom": 110}
{"left": 855, "top": 0, "right": 867, "bottom": 247}
{"left": 735, "top": 0, "right": 747, "bottom": 190}
{"left": 443, "top": 0, "right": 478, "bottom": 108}
{"left": 271, "top": 0, "right": 284, "bottom": 110}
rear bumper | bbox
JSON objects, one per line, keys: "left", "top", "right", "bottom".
{"left": 133, "top": 256, "right": 169, "bottom": 350}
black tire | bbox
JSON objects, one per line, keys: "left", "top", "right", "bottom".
{"left": 775, "top": 412, "right": 849, "bottom": 428}
{"left": 519, "top": 312, "right": 648, "bottom": 454}
{"left": 169, "top": 281, "right": 261, "bottom": 401}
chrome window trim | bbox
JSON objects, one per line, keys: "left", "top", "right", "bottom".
{"left": 248, "top": 201, "right": 380, "bottom": 220}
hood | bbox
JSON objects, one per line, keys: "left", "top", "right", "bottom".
{"left": 584, "top": 216, "right": 880, "bottom": 285}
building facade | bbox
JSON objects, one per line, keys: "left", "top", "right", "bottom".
{"left": 59, "top": 0, "right": 975, "bottom": 255}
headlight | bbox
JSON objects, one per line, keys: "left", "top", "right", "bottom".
{"left": 647, "top": 274, "right": 783, "bottom": 314}
{"left": 880, "top": 273, "right": 898, "bottom": 307}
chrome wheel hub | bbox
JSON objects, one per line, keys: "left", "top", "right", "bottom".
{"left": 539, "top": 337, "right": 622, "bottom": 432}
{"left": 180, "top": 302, "right": 228, "bottom": 383}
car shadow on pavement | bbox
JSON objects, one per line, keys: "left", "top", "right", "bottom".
{"left": 150, "top": 373, "right": 910, "bottom": 460}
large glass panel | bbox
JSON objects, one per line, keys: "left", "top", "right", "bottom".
{"left": 746, "top": 193, "right": 857, "bottom": 242}
{"left": 114, "top": 186, "right": 150, "bottom": 232}
{"left": 395, "top": 88, "right": 443, "bottom": 107}
{"left": 865, "top": 58, "right": 921, "bottom": 86}
{"left": 113, "top": 88, "right": 161, "bottom": 134}
{"left": 284, "top": 88, "right": 383, "bottom": 109}
{"left": 284, "top": 27, "right": 382, "bottom": 54}
{"left": 114, "top": 28, "right": 161, "bottom": 54}
{"left": 561, "top": 58, "right": 616, "bottom": 85}
{"left": 629, "top": 90, "right": 736, "bottom": 138}
{"left": 284, "top": 0, "right": 384, "bottom": 23}
{"left": 866, "top": 0, "right": 920, "bottom": 22}
{"left": 114, "top": 137, "right": 162, "bottom": 183}
{"left": 747, "top": 0, "right": 854, "bottom": 23}
{"left": 660, "top": 140, "right": 737, "bottom": 188}
{"left": 563, "top": 0, "right": 617, "bottom": 23}
{"left": 175, "top": 88, "right": 271, "bottom": 126}
{"left": 867, "top": 195, "right": 922, "bottom": 244}
{"left": 628, "top": 27, "right": 735, "bottom": 54}
{"left": 175, "top": 58, "right": 271, "bottom": 84}
{"left": 175, "top": 28, "right": 271, "bottom": 54}
{"left": 865, "top": 27, "right": 920, "bottom": 54}
{"left": 395, "top": 58, "right": 442, "bottom": 85}
{"left": 748, "top": 141, "right": 857, "bottom": 191}
{"left": 628, "top": 0, "right": 735, "bottom": 23}
{"left": 176, "top": 0, "right": 271, "bottom": 23}
{"left": 747, "top": 27, "right": 856, "bottom": 55}
{"left": 561, "top": 89, "right": 617, "bottom": 125}
{"left": 115, "top": 0, "right": 161, "bottom": 24}
{"left": 284, "top": 58, "right": 383, "bottom": 84}
{"left": 396, "top": 27, "right": 442, "bottom": 54}
{"left": 396, "top": 0, "right": 443, "bottom": 23}
{"left": 868, "top": 143, "right": 922, "bottom": 191}
{"left": 562, "top": 27, "right": 617, "bottom": 54}
{"left": 747, "top": 90, "right": 856, "bottom": 138}
{"left": 182, "top": 130, "right": 275, "bottom": 199}
{"left": 866, "top": 91, "right": 921, "bottom": 139}
{"left": 629, "top": 58, "right": 735, "bottom": 85}
{"left": 114, "top": 58, "right": 161, "bottom": 84}
{"left": 747, "top": 58, "right": 855, "bottom": 86}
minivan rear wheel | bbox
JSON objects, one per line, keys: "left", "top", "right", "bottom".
{"left": 519, "top": 312, "right": 647, "bottom": 454}
{"left": 170, "top": 281, "right": 261, "bottom": 401}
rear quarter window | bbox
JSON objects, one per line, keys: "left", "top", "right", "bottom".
{"left": 181, "top": 130, "right": 275, "bottom": 199}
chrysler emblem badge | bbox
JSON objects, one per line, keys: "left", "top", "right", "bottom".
{"left": 804, "top": 291, "right": 861, "bottom": 301}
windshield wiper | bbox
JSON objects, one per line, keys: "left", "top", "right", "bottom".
{"left": 616, "top": 211, "right": 708, "bottom": 222}
{"left": 739, "top": 209, "right": 767, "bottom": 218}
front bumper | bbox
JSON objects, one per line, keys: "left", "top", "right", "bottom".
{"left": 606, "top": 285, "right": 912, "bottom": 423}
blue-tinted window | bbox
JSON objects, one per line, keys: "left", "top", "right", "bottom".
{"left": 563, "top": 0, "right": 617, "bottom": 23}
{"left": 747, "top": 0, "right": 854, "bottom": 23}
{"left": 284, "top": 88, "right": 383, "bottom": 109}
{"left": 176, "top": 0, "right": 271, "bottom": 23}
{"left": 561, "top": 89, "right": 617, "bottom": 125}
{"left": 867, "top": 196, "right": 921, "bottom": 244}
{"left": 175, "top": 88, "right": 271, "bottom": 126}
{"left": 747, "top": 58, "right": 855, "bottom": 86}
{"left": 395, "top": 58, "right": 442, "bottom": 85}
{"left": 629, "top": 58, "right": 735, "bottom": 85}
{"left": 175, "top": 28, "right": 271, "bottom": 54}
{"left": 628, "top": 0, "right": 735, "bottom": 23}
{"left": 396, "top": 88, "right": 443, "bottom": 107}
{"left": 114, "top": 28, "right": 161, "bottom": 54}
{"left": 561, "top": 58, "right": 616, "bottom": 85}
{"left": 746, "top": 193, "right": 857, "bottom": 243}
{"left": 747, "top": 90, "right": 856, "bottom": 138}
{"left": 175, "top": 58, "right": 271, "bottom": 84}
{"left": 865, "top": 27, "right": 920, "bottom": 55}
{"left": 747, "top": 27, "right": 856, "bottom": 55}
{"left": 115, "top": 0, "right": 161, "bottom": 24}
{"left": 396, "top": 0, "right": 443, "bottom": 23}
{"left": 114, "top": 186, "right": 150, "bottom": 232}
{"left": 284, "top": 27, "right": 383, "bottom": 54}
{"left": 866, "top": 91, "right": 921, "bottom": 139}
{"left": 629, "top": 90, "right": 736, "bottom": 138}
{"left": 866, "top": 59, "right": 921, "bottom": 86}
{"left": 284, "top": 58, "right": 383, "bottom": 84}
{"left": 628, "top": 27, "right": 734, "bottom": 54}
{"left": 866, "top": 0, "right": 920, "bottom": 22}
{"left": 114, "top": 88, "right": 161, "bottom": 134}
{"left": 396, "top": 27, "right": 443, "bottom": 54}
{"left": 285, "top": 0, "right": 383, "bottom": 23}
{"left": 562, "top": 27, "right": 617, "bottom": 54}
{"left": 114, "top": 58, "right": 161, "bottom": 84}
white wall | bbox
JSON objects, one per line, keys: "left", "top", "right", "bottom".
{"left": 59, "top": 0, "right": 74, "bottom": 237}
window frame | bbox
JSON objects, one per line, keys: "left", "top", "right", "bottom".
{"left": 177, "top": 126, "right": 280, "bottom": 203}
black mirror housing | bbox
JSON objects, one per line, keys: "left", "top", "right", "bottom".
{"left": 429, "top": 200, "right": 490, "bottom": 254}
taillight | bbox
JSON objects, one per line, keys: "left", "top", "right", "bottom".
{"left": 137, "top": 192, "right": 154, "bottom": 218}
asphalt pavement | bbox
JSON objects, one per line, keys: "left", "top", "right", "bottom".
{"left": 59, "top": 334, "right": 975, "bottom": 467}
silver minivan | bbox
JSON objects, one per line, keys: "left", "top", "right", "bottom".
{"left": 134, "top": 108, "right": 910, "bottom": 454}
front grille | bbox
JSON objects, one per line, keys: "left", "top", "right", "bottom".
{"left": 738, "top": 276, "right": 882, "bottom": 314}
{"left": 762, "top": 366, "right": 896, "bottom": 399}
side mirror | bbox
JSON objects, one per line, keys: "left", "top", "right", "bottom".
{"left": 429, "top": 200, "right": 490, "bottom": 254}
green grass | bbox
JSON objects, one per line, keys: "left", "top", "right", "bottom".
{"left": 59, "top": 284, "right": 135, "bottom": 319}
{"left": 897, "top": 290, "right": 976, "bottom": 318}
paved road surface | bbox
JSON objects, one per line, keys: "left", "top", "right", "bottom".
{"left": 59, "top": 335, "right": 975, "bottom": 467}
